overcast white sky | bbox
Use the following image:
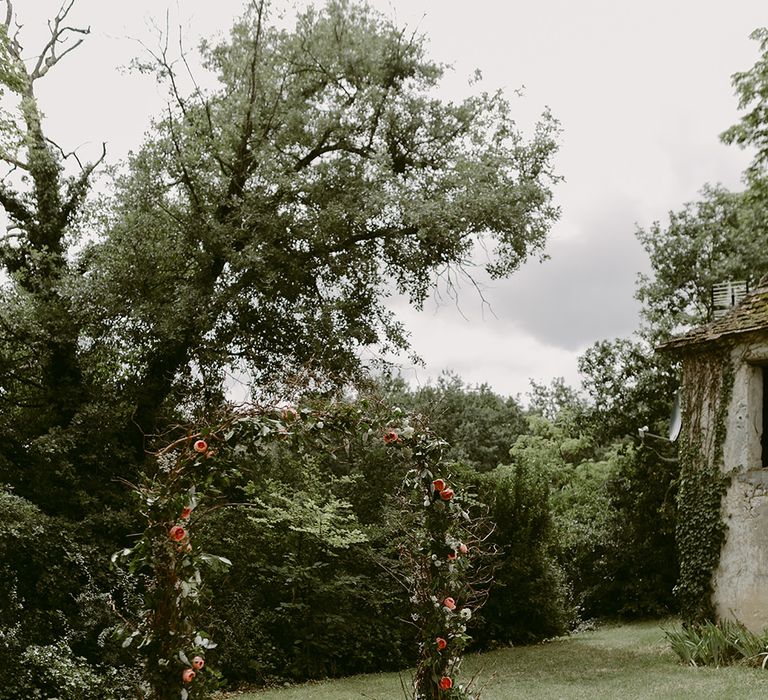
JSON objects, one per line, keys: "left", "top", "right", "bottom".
{"left": 16, "top": 0, "right": 767, "bottom": 399}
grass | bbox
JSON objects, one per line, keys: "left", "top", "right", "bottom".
{"left": 225, "top": 620, "right": 768, "bottom": 699}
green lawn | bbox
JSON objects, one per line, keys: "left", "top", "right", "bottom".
{"left": 225, "top": 620, "right": 768, "bottom": 699}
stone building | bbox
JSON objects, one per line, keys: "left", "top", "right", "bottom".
{"left": 660, "top": 276, "right": 768, "bottom": 631}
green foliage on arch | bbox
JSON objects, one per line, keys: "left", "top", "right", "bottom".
{"left": 115, "top": 397, "right": 492, "bottom": 699}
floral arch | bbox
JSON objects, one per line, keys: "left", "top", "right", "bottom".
{"left": 115, "top": 398, "right": 491, "bottom": 700}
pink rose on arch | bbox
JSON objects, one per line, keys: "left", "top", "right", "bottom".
{"left": 443, "top": 597, "right": 456, "bottom": 610}
{"left": 182, "top": 668, "right": 195, "bottom": 683}
{"left": 432, "top": 479, "right": 446, "bottom": 492}
{"left": 181, "top": 506, "right": 192, "bottom": 519}
{"left": 192, "top": 656, "right": 205, "bottom": 670}
{"left": 383, "top": 430, "right": 399, "bottom": 445}
{"left": 439, "top": 676, "right": 453, "bottom": 690}
{"left": 440, "top": 488, "right": 455, "bottom": 501}
{"left": 447, "top": 552, "right": 457, "bottom": 561}
{"left": 459, "top": 543, "right": 469, "bottom": 555}
{"left": 193, "top": 439, "right": 208, "bottom": 453}
{"left": 436, "top": 637, "right": 447, "bottom": 650}
{"left": 169, "top": 525, "right": 186, "bottom": 542}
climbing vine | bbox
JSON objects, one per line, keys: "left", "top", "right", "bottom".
{"left": 396, "top": 432, "right": 492, "bottom": 699}
{"left": 674, "top": 346, "right": 734, "bottom": 623}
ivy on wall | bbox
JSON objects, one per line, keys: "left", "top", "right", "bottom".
{"left": 674, "top": 346, "right": 734, "bottom": 623}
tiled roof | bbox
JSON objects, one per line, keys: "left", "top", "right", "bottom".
{"left": 658, "top": 283, "right": 768, "bottom": 353}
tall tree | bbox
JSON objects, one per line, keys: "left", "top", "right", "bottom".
{"left": 86, "top": 0, "right": 560, "bottom": 446}
{"left": 636, "top": 26, "right": 768, "bottom": 342}
{"left": 0, "top": 1, "right": 110, "bottom": 513}
{"left": 0, "top": 0, "right": 561, "bottom": 514}
{"left": 721, "top": 27, "right": 768, "bottom": 177}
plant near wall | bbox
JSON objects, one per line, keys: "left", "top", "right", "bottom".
{"left": 674, "top": 349, "right": 733, "bottom": 623}
{"left": 664, "top": 618, "right": 768, "bottom": 667}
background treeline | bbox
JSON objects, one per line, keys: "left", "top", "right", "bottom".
{"left": 0, "top": 370, "right": 681, "bottom": 696}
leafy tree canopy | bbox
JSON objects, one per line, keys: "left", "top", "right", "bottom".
{"left": 635, "top": 185, "right": 768, "bottom": 341}
{"left": 0, "top": 0, "right": 560, "bottom": 514}
{"left": 721, "top": 27, "right": 768, "bottom": 176}
{"left": 379, "top": 371, "right": 528, "bottom": 472}
{"left": 88, "top": 0, "right": 561, "bottom": 427}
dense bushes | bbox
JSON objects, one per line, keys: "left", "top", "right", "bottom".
{"left": 0, "top": 376, "right": 681, "bottom": 695}
{"left": 2, "top": 367, "right": 684, "bottom": 696}
{"left": 107, "top": 399, "right": 495, "bottom": 698}
{"left": 184, "top": 406, "right": 416, "bottom": 685}
{"left": 198, "top": 418, "right": 583, "bottom": 686}
{"left": 201, "top": 509, "right": 413, "bottom": 684}
{"left": 0, "top": 492, "right": 139, "bottom": 699}
{"left": 0, "top": 491, "right": 89, "bottom": 699}
{"left": 506, "top": 383, "right": 679, "bottom": 623}
{"left": 470, "top": 463, "right": 572, "bottom": 646}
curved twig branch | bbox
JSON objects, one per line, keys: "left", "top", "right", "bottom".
{"left": 30, "top": 0, "right": 90, "bottom": 81}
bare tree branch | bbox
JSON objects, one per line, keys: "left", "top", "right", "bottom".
{"left": 2, "top": 1, "right": 23, "bottom": 61}
{"left": 45, "top": 137, "right": 84, "bottom": 170}
{"left": 30, "top": 0, "right": 90, "bottom": 81}
{"left": 59, "top": 141, "right": 106, "bottom": 224}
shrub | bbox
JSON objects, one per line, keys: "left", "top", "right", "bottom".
{"left": 201, "top": 507, "right": 413, "bottom": 684}
{"left": 469, "top": 463, "right": 573, "bottom": 646}
{"left": 14, "top": 641, "right": 141, "bottom": 700}
{"left": 0, "top": 492, "right": 85, "bottom": 641}
{"left": 664, "top": 619, "right": 768, "bottom": 667}
{"left": 0, "top": 490, "right": 142, "bottom": 699}
{"left": 602, "top": 444, "right": 678, "bottom": 618}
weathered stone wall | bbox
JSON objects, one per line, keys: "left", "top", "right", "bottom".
{"left": 714, "top": 338, "right": 768, "bottom": 632}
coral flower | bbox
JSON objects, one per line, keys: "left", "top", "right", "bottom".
{"left": 192, "top": 656, "right": 205, "bottom": 670}
{"left": 436, "top": 637, "right": 447, "bottom": 650}
{"left": 447, "top": 552, "right": 457, "bottom": 561}
{"left": 439, "top": 676, "right": 452, "bottom": 689}
{"left": 181, "top": 506, "right": 192, "bottom": 519}
{"left": 440, "top": 488, "right": 454, "bottom": 501}
{"left": 459, "top": 543, "right": 468, "bottom": 555}
{"left": 193, "top": 439, "right": 208, "bottom": 453}
{"left": 432, "top": 478, "right": 446, "bottom": 492}
{"left": 281, "top": 406, "right": 298, "bottom": 420}
{"left": 169, "top": 525, "right": 186, "bottom": 542}
{"left": 182, "top": 668, "right": 196, "bottom": 683}
{"left": 443, "top": 597, "right": 456, "bottom": 610}
{"left": 383, "top": 430, "right": 399, "bottom": 444}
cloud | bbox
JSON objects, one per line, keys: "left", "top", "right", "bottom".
{"left": 379, "top": 300, "right": 581, "bottom": 399}
{"left": 388, "top": 191, "right": 649, "bottom": 356}
{"left": 483, "top": 196, "right": 650, "bottom": 351}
